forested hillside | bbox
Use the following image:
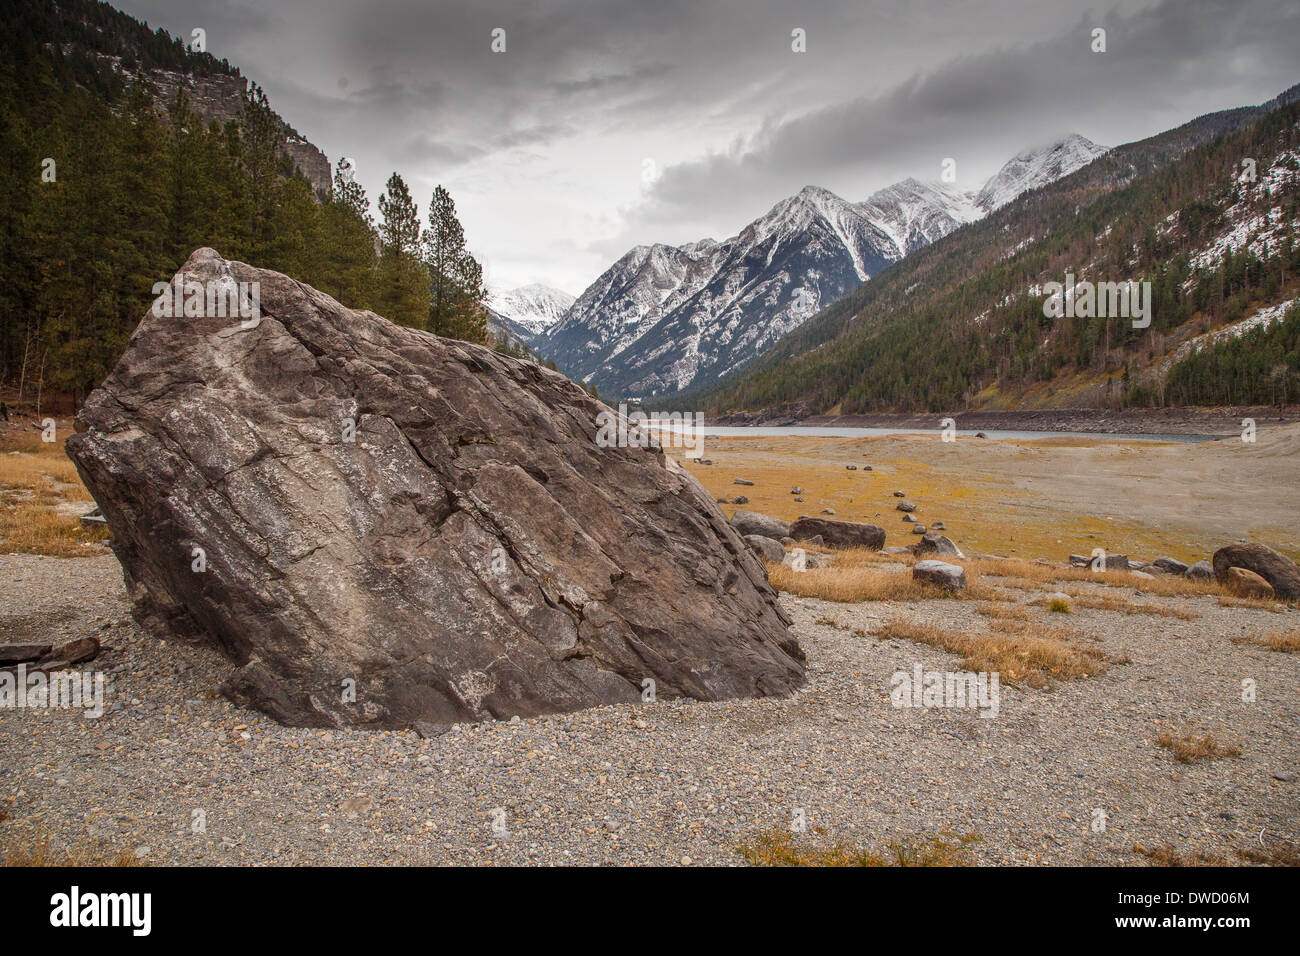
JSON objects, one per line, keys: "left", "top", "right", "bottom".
{"left": 0, "top": 0, "right": 492, "bottom": 408}
{"left": 692, "top": 91, "right": 1300, "bottom": 415}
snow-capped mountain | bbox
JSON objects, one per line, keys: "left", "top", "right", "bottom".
{"left": 487, "top": 283, "right": 575, "bottom": 339}
{"left": 975, "top": 134, "right": 1108, "bottom": 212}
{"left": 541, "top": 134, "right": 1107, "bottom": 398}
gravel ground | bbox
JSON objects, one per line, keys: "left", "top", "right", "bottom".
{"left": 2, "top": 552, "right": 1297, "bottom": 866}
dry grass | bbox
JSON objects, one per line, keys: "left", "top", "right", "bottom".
{"left": 1217, "top": 595, "right": 1286, "bottom": 612}
{"left": 768, "top": 560, "right": 995, "bottom": 603}
{"left": 738, "top": 828, "right": 980, "bottom": 867}
{"left": 1032, "top": 593, "right": 1198, "bottom": 620}
{"left": 875, "top": 619, "right": 1109, "bottom": 687}
{"left": 1, "top": 836, "right": 141, "bottom": 867}
{"left": 1133, "top": 843, "right": 1232, "bottom": 866}
{"left": 976, "top": 601, "right": 1030, "bottom": 621}
{"left": 0, "top": 425, "right": 108, "bottom": 556}
{"left": 1155, "top": 731, "right": 1242, "bottom": 763}
{"left": 1231, "top": 628, "right": 1300, "bottom": 653}
{"left": 1134, "top": 841, "right": 1300, "bottom": 867}
{"left": 972, "top": 556, "right": 1228, "bottom": 599}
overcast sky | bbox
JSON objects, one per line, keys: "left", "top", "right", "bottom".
{"left": 115, "top": 0, "right": 1300, "bottom": 294}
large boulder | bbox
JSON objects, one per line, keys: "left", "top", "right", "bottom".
{"left": 1212, "top": 543, "right": 1300, "bottom": 600}
{"left": 730, "top": 510, "right": 791, "bottom": 540}
{"left": 66, "top": 249, "right": 805, "bottom": 729}
{"left": 788, "top": 517, "right": 885, "bottom": 550}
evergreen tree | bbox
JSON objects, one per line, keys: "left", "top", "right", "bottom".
{"left": 424, "top": 185, "right": 488, "bottom": 343}
{"left": 375, "top": 172, "right": 429, "bottom": 327}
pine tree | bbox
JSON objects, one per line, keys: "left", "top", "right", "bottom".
{"left": 375, "top": 172, "right": 428, "bottom": 327}
{"left": 424, "top": 185, "right": 488, "bottom": 343}
{"left": 319, "top": 163, "right": 377, "bottom": 310}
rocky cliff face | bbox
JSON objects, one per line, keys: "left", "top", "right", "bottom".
{"left": 145, "top": 70, "right": 332, "bottom": 195}
{"left": 67, "top": 249, "right": 804, "bottom": 729}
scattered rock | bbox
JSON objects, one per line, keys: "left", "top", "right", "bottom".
{"left": 0, "top": 643, "right": 52, "bottom": 665}
{"left": 787, "top": 518, "right": 885, "bottom": 550}
{"left": 821, "top": 508, "right": 835, "bottom": 515}
{"left": 34, "top": 636, "right": 101, "bottom": 671}
{"left": 910, "top": 532, "right": 965, "bottom": 559}
{"left": 1186, "top": 560, "right": 1214, "bottom": 580}
{"left": 930, "top": 521, "right": 946, "bottom": 531}
{"left": 892, "top": 490, "right": 906, "bottom": 498}
{"left": 1152, "top": 557, "right": 1188, "bottom": 575}
{"left": 913, "top": 560, "right": 966, "bottom": 591}
{"left": 413, "top": 721, "right": 452, "bottom": 739}
{"left": 731, "top": 495, "right": 748, "bottom": 504}
{"left": 895, "top": 500, "right": 917, "bottom": 513}
{"left": 1225, "top": 566, "right": 1275, "bottom": 599}
{"left": 1212, "top": 543, "right": 1300, "bottom": 600}
{"left": 902, "top": 514, "right": 916, "bottom": 523}
{"left": 733, "top": 478, "right": 755, "bottom": 486}
{"left": 744, "top": 535, "right": 786, "bottom": 563}
{"left": 730, "top": 510, "right": 791, "bottom": 540}
{"left": 845, "top": 465, "right": 857, "bottom": 471}
{"left": 790, "top": 486, "right": 803, "bottom": 495}
{"left": 911, "top": 525, "right": 927, "bottom": 534}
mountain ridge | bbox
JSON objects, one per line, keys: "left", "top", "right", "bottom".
{"left": 541, "top": 134, "right": 1108, "bottom": 399}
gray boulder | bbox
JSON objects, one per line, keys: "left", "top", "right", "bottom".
{"left": 913, "top": 560, "right": 967, "bottom": 591}
{"left": 1212, "top": 543, "right": 1300, "bottom": 599}
{"left": 1186, "top": 560, "right": 1214, "bottom": 581}
{"left": 730, "top": 510, "right": 791, "bottom": 540}
{"left": 910, "top": 532, "right": 965, "bottom": 559}
{"left": 66, "top": 249, "right": 805, "bottom": 729}
{"left": 1152, "top": 557, "right": 1188, "bottom": 575}
{"left": 788, "top": 517, "right": 885, "bottom": 550}
{"left": 744, "top": 535, "right": 786, "bottom": 563}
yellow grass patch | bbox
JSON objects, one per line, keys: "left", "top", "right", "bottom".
{"left": 875, "top": 619, "right": 1109, "bottom": 687}
{"left": 972, "top": 557, "right": 1225, "bottom": 598}
{"left": 1032, "top": 593, "right": 1198, "bottom": 620}
{"left": 1155, "top": 732, "right": 1241, "bottom": 763}
{"left": 767, "top": 561, "right": 988, "bottom": 603}
{"left": 976, "top": 601, "right": 1030, "bottom": 620}
{"left": 1231, "top": 628, "right": 1300, "bottom": 653}
{"left": 0, "top": 426, "right": 108, "bottom": 556}
{"left": 1, "top": 835, "right": 141, "bottom": 866}
{"left": 1217, "top": 595, "right": 1286, "bottom": 612}
{"left": 738, "top": 828, "right": 979, "bottom": 867}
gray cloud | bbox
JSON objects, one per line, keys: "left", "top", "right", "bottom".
{"left": 114, "top": 0, "right": 1300, "bottom": 292}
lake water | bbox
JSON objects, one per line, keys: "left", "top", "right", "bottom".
{"left": 647, "top": 424, "right": 1223, "bottom": 444}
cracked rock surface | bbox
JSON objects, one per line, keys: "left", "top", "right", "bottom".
{"left": 66, "top": 248, "right": 804, "bottom": 729}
